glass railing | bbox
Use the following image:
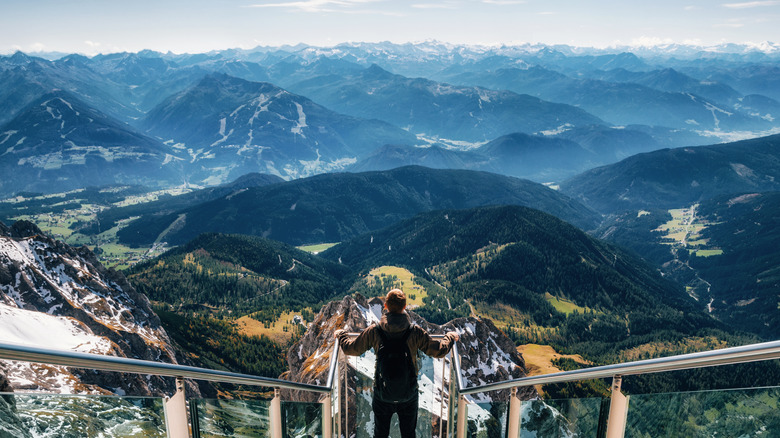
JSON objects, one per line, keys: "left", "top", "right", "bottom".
{"left": 624, "top": 386, "right": 780, "bottom": 437}
{"left": 2, "top": 337, "right": 780, "bottom": 438}
{"left": 456, "top": 341, "right": 780, "bottom": 438}
{"left": 192, "top": 398, "right": 272, "bottom": 437}
{"left": 0, "top": 393, "right": 167, "bottom": 437}
{"left": 516, "top": 397, "right": 605, "bottom": 438}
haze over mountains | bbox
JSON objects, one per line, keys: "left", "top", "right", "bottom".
{"left": 2, "top": 41, "right": 780, "bottom": 195}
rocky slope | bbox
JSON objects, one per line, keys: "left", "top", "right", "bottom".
{"left": 282, "top": 294, "right": 536, "bottom": 434}
{"left": 0, "top": 220, "right": 186, "bottom": 397}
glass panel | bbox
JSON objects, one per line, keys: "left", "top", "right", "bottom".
{"left": 347, "top": 349, "right": 443, "bottom": 438}
{"left": 518, "top": 397, "right": 604, "bottom": 438}
{"left": 282, "top": 401, "right": 323, "bottom": 438}
{"left": 193, "top": 398, "right": 271, "bottom": 437}
{"left": 330, "top": 353, "right": 340, "bottom": 438}
{"left": 467, "top": 402, "right": 508, "bottom": 438}
{"left": 0, "top": 393, "right": 166, "bottom": 437}
{"left": 448, "top": 352, "right": 461, "bottom": 438}
{"left": 625, "top": 386, "right": 780, "bottom": 437}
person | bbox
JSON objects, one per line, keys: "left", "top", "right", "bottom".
{"left": 335, "top": 289, "right": 460, "bottom": 438}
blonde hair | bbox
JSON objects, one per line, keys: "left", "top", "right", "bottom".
{"left": 384, "top": 289, "right": 406, "bottom": 313}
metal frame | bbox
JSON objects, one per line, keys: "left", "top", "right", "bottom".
{"left": 0, "top": 341, "right": 333, "bottom": 438}
{"left": 453, "top": 340, "right": 780, "bottom": 438}
{"left": 3, "top": 336, "right": 780, "bottom": 438}
{"left": 458, "top": 339, "right": 780, "bottom": 394}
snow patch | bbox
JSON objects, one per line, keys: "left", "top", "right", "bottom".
{"left": 0, "top": 304, "right": 112, "bottom": 354}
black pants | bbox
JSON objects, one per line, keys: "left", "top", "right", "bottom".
{"left": 372, "top": 393, "right": 419, "bottom": 438}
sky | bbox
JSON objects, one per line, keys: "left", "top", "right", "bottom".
{"left": 2, "top": 0, "right": 779, "bottom": 55}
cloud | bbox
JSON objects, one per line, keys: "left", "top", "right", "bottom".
{"left": 627, "top": 36, "right": 676, "bottom": 47}
{"left": 412, "top": 2, "right": 458, "bottom": 9}
{"left": 246, "top": 0, "right": 380, "bottom": 13}
{"left": 482, "top": 0, "right": 526, "bottom": 4}
{"left": 722, "top": 1, "right": 780, "bottom": 8}
{"left": 715, "top": 21, "right": 746, "bottom": 27}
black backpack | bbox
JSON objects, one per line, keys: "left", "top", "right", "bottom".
{"left": 374, "top": 327, "right": 417, "bottom": 403}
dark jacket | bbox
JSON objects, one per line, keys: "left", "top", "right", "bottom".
{"left": 337, "top": 311, "right": 457, "bottom": 373}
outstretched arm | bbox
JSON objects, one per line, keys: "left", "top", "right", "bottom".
{"left": 335, "top": 326, "right": 376, "bottom": 356}
{"left": 420, "top": 329, "right": 460, "bottom": 358}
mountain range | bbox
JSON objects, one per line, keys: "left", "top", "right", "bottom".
{"left": 2, "top": 42, "right": 780, "bottom": 198}
{"left": 0, "top": 91, "right": 182, "bottom": 196}
{"left": 560, "top": 133, "right": 780, "bottom": 214}
{"left": 2, "top": 40, "right": 780, "bottom": 412}
{"left": 112, "top": 166, "right": 600, "bottom": 247}
{"left": 142, "top": 73, "right": 418, "bottom": 180}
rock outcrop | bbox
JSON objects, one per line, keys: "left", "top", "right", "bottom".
{"left": 282, "top": 293, "right": 536, "bottom": 435}
{"left": 0, "top": 220, "right": 188, "bottom": 397}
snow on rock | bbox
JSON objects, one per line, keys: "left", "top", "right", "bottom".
{"left": 0, "top": 220, "right": 188, "bottom": 397}
{"left": 282, "top": 293, "right": 536, "bottom": 435}
{"left": 0, "top": 304, "right": 112, "bottom": 354}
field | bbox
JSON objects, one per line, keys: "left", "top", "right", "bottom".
{"left": 517, "top": 344, "right": 591, "bottom": 396}
{"left": 297, "top": 243, "right": 339, "bottom": 254}
{"left": 544, "top": 292, "right": 590, "bottom": 315}
{"left": 655, "top": 204, "right": 722, "bottom": 257}
{"left": 235, "top": 310, "right": 311, "bottom": 344}
{"left": 1, "top": 187, "right": 192, "bottom": 268}
{"left": 365, "top": 266, "right": 427, "bottom": 307}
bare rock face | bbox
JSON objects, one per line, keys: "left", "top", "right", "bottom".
{"left": 282, "top": 293, "right": 536, "bottom": 436}
{"left": 0, "top": 220, "right": 189, "bottom": 397}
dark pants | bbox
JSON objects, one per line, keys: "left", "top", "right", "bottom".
{"left": 372, "top": 393, "right": 419, "bottom": 438}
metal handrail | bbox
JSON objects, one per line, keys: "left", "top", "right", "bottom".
{"left": 459, "top": 339, "right": 780, "bottom": 395}
{"left": 0, "top": 341, "right": 329, "bottom": 393}
{"left": 325, "top": 340, "right": 340, "bottom": 388}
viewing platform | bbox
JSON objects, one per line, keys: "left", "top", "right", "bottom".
{"left": 1, "top": 338, "right": 779, "bottom": 437}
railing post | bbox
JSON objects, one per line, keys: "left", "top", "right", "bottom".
{"left": 164, "top": 377, "right": 190, "bottom": 438}
{"left": 270, "top": 388, "right": 283, "bottom": 438}
{"left": 506, "top": 387, "right": 521, "bottom": 438}
{"left": 456, "top": 394, "right": 468, "bottom": 438}
{"left": 321, "top": 395, "right": 332, "bottom": 438}
{"left": 606, "top": 375, "right": 628, "bottom": 438}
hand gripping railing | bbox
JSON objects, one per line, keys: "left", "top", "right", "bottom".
{"left": 0, "top": 340, "right": 337, "bottom": 438}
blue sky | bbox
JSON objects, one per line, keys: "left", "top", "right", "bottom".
{"left": 2, "top": 0, "right": 779, "bottom": 55}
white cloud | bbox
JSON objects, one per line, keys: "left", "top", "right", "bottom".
{"left": 723, "top": 1, "right": 780, "bottom": 8}
{"left": 412, "top": 2, "right": 458, "bottom": 9}
{"left": 482, "top": 0, "right": 526, "bottom": 4}
{"left": 627, "top": 36, "right": 676, "bottom": 47}
{"left": 715, "top": 21, "right": 746, "bottom": 27}
{"left": 247, "top": 0, "right": 380, "bottom": 13}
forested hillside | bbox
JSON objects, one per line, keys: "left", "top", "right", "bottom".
{"left": 115, "top": 166, "right": 600, "bottom": 247}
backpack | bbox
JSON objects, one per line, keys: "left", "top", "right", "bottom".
{"left": 374, "top": 327, "right": 417, "bottom": 403}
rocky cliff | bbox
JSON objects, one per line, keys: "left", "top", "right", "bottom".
{"left": 282, "top": 294, "right": 536, "bottom": 435}
{"left": 0, "top": 220, "right": 186, "bottom": 397}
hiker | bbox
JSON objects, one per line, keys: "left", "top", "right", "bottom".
{"left": 335, "top": 289, "right": 460, "bottom": 438}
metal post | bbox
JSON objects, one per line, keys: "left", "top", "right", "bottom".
{"left": 606, "top": 375, "right": 628, "bottom": 438}
{"left": 456, "top": 394, "right": 468, "bottom": 438}
{"left": 321, "top": 395, "right": 333, "bottom": 438}
{"left": 343, "top": 353, "right": 349, "bottom": 438}
{"left": 270, "top": 388, "right": 283, "bottom": 438}
{"left": 506, "top": 387, "right": 521, "bottom": 438}
{"left": 439, "top": 357, "right": 446, "bottom": 438}
{"left": 164, "top": 377, "right": 189, "bottom": 438}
